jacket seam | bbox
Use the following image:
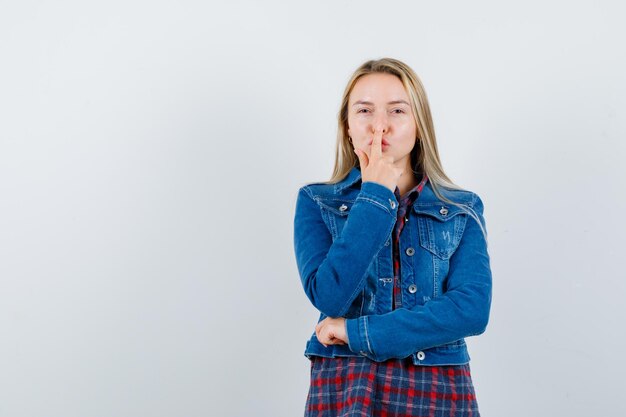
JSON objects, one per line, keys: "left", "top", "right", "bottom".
{"left": 302, "top": 185, "right": 315, "bottom": 201}
{"left": 355, "top": 195, "right": 393, "bottom": 216}
{"left": 363, "top": 316, "right": 373, "bottom": 356}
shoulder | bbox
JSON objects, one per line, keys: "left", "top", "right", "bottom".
{"left": 294, "top": 182, "right": 337, "bottom": 214}
{"left": 297, "top": 181, "right": 342, "bottom": 201}
{"left": 415, "top": 183, "right": 487, "bottom": 225}
{"left": 419, "top": 181, "right": 481, "bottom": 206}
{"left": 449, "top": 188, "right": 484, "bottom": 210}
{"left": 297, "top": 166, "right": 362, "bottom": 200}
{"left": 443, "top": 187, "right": 485, "bottom": 214}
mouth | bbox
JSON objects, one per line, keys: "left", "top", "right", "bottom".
{"left": 368, "top": 139, "right": 390, "bottom": 146}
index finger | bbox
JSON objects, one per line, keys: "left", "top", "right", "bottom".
{"left": 370, "top": 128, "right": 383, "bottom": 159}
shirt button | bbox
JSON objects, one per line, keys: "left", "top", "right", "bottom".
{"left": 417, "top": 351, "right": 426, "bottom": 360}
{"left": 389, "top": 199, "right": 396, "bottom": 209}
{"left": 408, "top": 284, "right": 417, "bottom": 293}
{"left": 405, "top": 247, "right": 415, "bottom": 256}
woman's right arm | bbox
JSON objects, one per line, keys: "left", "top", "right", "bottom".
{"left": 293, "top": 182, "right": 397, "bottom": 318}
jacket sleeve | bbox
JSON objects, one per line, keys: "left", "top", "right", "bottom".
{"left": 293, "top": 181, "right": 398, "bottom": 317}
{"left": 345, "top": 193, "right": 492, "bottom": 361}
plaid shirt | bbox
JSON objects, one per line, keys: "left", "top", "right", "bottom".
{"left": 391, "top": 172, "right": 429, "bottom": 310}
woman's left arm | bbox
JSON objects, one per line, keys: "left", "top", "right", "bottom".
{"left": 343, "top": 193, "right": 492, "bottom": 362}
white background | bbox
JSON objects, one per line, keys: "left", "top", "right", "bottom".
{"left": 1, "top": 1, "right": 625, "bottom": 416}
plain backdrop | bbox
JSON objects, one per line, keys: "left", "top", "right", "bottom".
{"left": 1, "top": 1, "right": 625, "bottom": 416}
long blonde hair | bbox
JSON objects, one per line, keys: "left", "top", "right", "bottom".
{"left": 324, "top": 57, "right": 487, "bottom": 241}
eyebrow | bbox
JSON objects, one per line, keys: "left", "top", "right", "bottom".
{"left": 352, "top": 100, "right": 410, "bottom": 106}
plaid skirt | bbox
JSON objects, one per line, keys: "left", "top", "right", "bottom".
{"left": 304, "top": 355, "right": 480, "bottom": 417}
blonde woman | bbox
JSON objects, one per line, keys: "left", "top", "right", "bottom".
{"left": 293, "top": 57, "right": 492, "bottom": 416}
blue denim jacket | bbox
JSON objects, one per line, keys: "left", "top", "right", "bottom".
{"left": 293, "top": 166, "right": 492, "bottom": 366}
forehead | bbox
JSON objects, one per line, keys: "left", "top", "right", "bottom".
{"left": 349, "top": 73, "right": 408, "bottom": 103}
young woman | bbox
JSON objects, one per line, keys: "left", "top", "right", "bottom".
{"left": 293, "top": 57, "right": 492, "bottom": 416}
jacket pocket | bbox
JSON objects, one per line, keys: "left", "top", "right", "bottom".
{"left": 317, "top": 199, "right": 354, "bottom": 240}
{"left": 415, "top": 203, "right": 468, "bottom": 259}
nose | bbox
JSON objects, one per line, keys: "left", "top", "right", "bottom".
{"left": 371, "top": 117, "right": 389, "bottom": 133}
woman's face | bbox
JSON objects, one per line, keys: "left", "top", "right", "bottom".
{"left": 347, "top": 73, "right": 417, "bottom": 168}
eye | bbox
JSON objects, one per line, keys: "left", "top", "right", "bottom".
{"left": 357, "top": 108, "right": 370, "bottom": 113}
{"left": 392, "top": 108, "right": 405, "bottom": 114}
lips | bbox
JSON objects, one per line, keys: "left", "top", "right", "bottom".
{"left": 368, "top": 139, "right": 390, "bottom": 146}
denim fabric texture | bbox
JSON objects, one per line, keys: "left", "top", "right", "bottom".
{"left": 293, "top": 166, "right": 492, "bottom": 366}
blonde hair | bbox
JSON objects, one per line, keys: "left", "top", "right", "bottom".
{"left": 324, "top": 57, "right": 487, "bottom": 241}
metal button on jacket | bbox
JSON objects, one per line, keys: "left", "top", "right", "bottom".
{"left": 408, "top": 284, "right": 417, "bottom": 294}
{"left": 405, "top": 247, "right": 415, "bottom": 256}
{"left": 339, "top": 204, "right": 348, "bottom": 212}
{"left": 439, "top": 206, "right": 449, "bottom": 216}
{"left": 417, "top": 351, "right": 426, "bottom": 360}
{"left": 389, "top": 199, "right": 396, "bottom": 209}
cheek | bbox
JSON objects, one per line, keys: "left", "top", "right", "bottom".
{"left": 398, "top": 121, "right": 417, "bottom": 138}
{"left": 397, "top": 118, "right": 416, "bottom": 131}
{"left": 348, "top": 121, "right": 371, "bottom": 140}
{"left": 349, "top": 118, "right": 368, "bottom": 131}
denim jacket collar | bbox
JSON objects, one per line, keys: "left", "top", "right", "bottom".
{"left": 334, "top": 166, "right": 363, "bottom": 193}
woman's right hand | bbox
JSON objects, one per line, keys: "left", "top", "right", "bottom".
{"left": 353, "top": 128, "right": 404, "bottom": 193}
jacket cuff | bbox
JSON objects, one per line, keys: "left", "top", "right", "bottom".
{"left": 345, "top": 316, "right": 374, "bottom": 357}
{"left": 357, "top": 181, "right": 398, "bottom": 217}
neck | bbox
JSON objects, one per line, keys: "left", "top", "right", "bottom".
{"left": 396, "top": 162, "right": 421, "bottom": 197}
